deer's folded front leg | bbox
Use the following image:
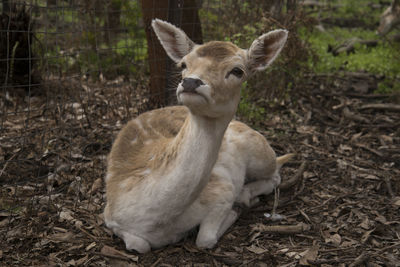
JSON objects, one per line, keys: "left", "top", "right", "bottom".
{"left": 196, "top": 206, "right": 239, "bottom": 249}
{"left": 237, "top": 173, "right": 281, "bottom": 207}
{"left": 195, "top": 175, "right": 239, "bottom": 249}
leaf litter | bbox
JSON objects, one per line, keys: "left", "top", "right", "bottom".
{"left": 0, "top": 71, "right": 399, "bottom": 266}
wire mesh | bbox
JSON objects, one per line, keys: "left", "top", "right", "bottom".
{"left": 0, "top": 0, "right": 303, "bottom": 264}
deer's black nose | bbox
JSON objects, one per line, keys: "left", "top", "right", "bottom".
{"left": 181, "top": 78, "right": 204, "bottom": 93}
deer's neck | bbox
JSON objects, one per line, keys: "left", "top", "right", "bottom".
{"left": 157, "top": 111, "right": 231, "bottom": 213}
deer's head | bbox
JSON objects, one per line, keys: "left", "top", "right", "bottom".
{"left": 152, "top": 19, "right": 288, "bottom": 118}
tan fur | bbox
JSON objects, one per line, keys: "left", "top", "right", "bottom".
{"left": 196, "top": 41, "right": 239, "bottom": 60}
{"left": 106, "top": 106, "right": 187, "bottom": 210}
{"left": 106, "top": 106, "right": 280, "bottom": 214}
{"left": 104, "top": 19, "right": 289, "bottom": 253}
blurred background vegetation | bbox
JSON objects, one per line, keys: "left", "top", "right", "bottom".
{"left": 1, "top": 0, "right": 399, "bottom": 120}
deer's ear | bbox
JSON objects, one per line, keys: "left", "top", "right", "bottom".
{"left": 246, "top": 29, "right": 288, "bottom": 72}
{"left": 151, "top": 19, "right": 196, "bottom": 63}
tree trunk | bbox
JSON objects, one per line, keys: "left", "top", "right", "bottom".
{"left": 2, "top": 0, "right": 10, "bottom": 14}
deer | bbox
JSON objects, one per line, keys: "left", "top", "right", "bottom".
{"left": 377, "top": 0, "right": 400, "bottom": 36}
{"left": 103, "top": 19, "right": 290, "bottom": 253}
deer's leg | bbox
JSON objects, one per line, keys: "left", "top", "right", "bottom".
{"left": 237, "top": 174, "right": 281, "bottom": 207}
{"left": 195, "top": 174, "right": 239, "bottom": 249}
{"left": 196, "top": 205, "right": 238, "bottom": 249}
{"left": 121, "top": 231, "right": 151, "bottom": 253}
{"left": 250, "top": 173, "right": 280, "bottom": 196}
{"left": 216, "top": 209, "right": 239, "bottom": 238}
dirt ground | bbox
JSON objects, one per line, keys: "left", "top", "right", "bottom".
{"left": 1, "top": 70, "right": 399, "bottom": 266}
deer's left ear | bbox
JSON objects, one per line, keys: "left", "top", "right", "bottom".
{"left": 152, "top": 19, "right": 196, "bottom": 63}
{"left": 246, "top": 29, "right": 288, "bottom": 72}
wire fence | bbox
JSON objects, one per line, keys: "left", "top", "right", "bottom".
{"left": 0, "top": 0, "right": 304, "bottom": 264}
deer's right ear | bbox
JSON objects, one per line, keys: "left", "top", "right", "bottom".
{"left": 152, "top": 19, "right": 195, "bottom": 63}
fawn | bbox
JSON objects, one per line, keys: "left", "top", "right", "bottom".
{"left": 378, "top": 0, "right": 400, "bottom": 36}
{"left": 104, "top": 19, "right": 290, "bottom": 253}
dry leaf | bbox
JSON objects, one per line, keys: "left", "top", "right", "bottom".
{"left": 330, "top": 234, "right": 342, "bottom": 246}
{"left": 59, "top": 210, "right": 74, "bottom": 222}
{"left": 361, "top": 229, "right": 375, "bottom": 244}
{"left": 246, "top": 245, "right": 268, "bottom": 254}
{"left": 86, "top": 242, "right": 96, "bottom": 251}
{"left": 393, "top": 197, "right": 400, "bottom": 206}
{"left": 75, "top": 255, "right": 88, "bottom": 265}
{"left": 277, "top": 248, "right": 289, "bottom": 254}
{"left": 0, "top": 219, "right": 8, "bottom": 228}
{"left": 341, "top": 239, "right": 358, "bottom": 247}
{"left": 286, "top": 251, "right": 299, "bottom": 258}
{"left": 303, "top": 171, "right": 316, "bottom": 179}
{"left": 296, "top": 125, "right": 317, "bottom": 134}
{"left": 48, "top": 232, "right": 75, "bottom": 242}
{"left": 299, "top": 245, "right": 319, "bottom": 265}
{"left": 359, "top": 217, "right": 372, "bottom": 230}
{"left": 339, "top": 144, "right": 352, "bottom": 153}
{"left": 66, "top": 259, "right": 75, "bottom": 266}
{"left": 90, "top": 178, "right": 103, "bottom": 194}
{"left": 101, "top": 245, "right": 138, "bottom": 262}
{"left": 358, "top": 173, "right": 380, "bottom": 180}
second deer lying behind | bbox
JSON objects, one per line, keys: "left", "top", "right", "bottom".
{"left": 378, "top": 0, "right": 400, "bottom": 36}
{"left": 104, "top": 19, "right": 290, "bottom": 253}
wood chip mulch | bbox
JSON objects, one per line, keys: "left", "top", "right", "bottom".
{"left": 0, "top": 72, "right": 399, "bottom": 266}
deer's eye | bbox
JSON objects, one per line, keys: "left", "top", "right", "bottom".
{"left": 180, "top": 62, "right": 187, "bottom": 69}
{"left": 227, "top": 67, "right": 244, "bottom": 78}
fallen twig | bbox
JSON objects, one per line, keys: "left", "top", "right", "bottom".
{"left": 359, "top": 103, "right": 400, "bottom": 112}
{"left": 272, "top": 187, "right": 279, "bottom": 215}
{"left": 308, "top": 258, "right": 352, "bottom": 265}
{"left": 98, "top": 245, "right": 138, "bottom": 262}
{"left": 348, "top": 252, "right": 369, "bottom": 267}
{"left": 383, "top": 176, "right": 395, "bottom": 198}
{"left": 0, "top": 153, "right": 17, "bottom": 179}
{"left": 252, "top": 223, "right": 310, "bottom": 234}
{"left": 279, "top": 161, "right": 306, "bottom": 191}
{"left": 343, "top": 107, "right": 369, "bottom": 123}
{"left": 354, "top": 143, "right": 384, "bottom": 157}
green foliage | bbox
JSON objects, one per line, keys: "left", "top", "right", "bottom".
{"left": 377, "top": 78, "right": 400, "bottom": 93}
{"left": 237, "top": 82, "right": 266, "bottom": 123}
{"left": 199, "top": 0, "right": 311, "bottom": 117}
{"left": 33, "top": 0, "right": 147, "bottom": 79}
{"left": 303, "top": 27, "right": 400, "bottom": 76}
{"left": 301, "top": 0, "right": 400, "bottom": 94}
{"left": 316, "top": 0, "right": 382, "bottom": 27}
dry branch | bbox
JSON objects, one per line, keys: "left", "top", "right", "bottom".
{"left": 354, "top": 143, "right": 384, "bottom": 157}
{"left": 99, "top": 245, "right": 138, "bottom": 262}
{"left": 279, "top": 161, "right": 306, "bottom": 191}
{"left": 359, "top": 103, "right": 400, "bottom": 112}
{"left": 252, "top": 223, "right": 310, "bottom": 234}
{"left": 348, "top": 252, "right": 369, "bottom": 267}
{"left": 343, "top": 107, "right": 369, "bottom": 123}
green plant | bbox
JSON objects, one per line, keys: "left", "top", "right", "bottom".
{"left": 300, "top": 0, "right": 400, "bottom": 94}
{"left": 237, "top": 82, "right": 266, "bottom": 123}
